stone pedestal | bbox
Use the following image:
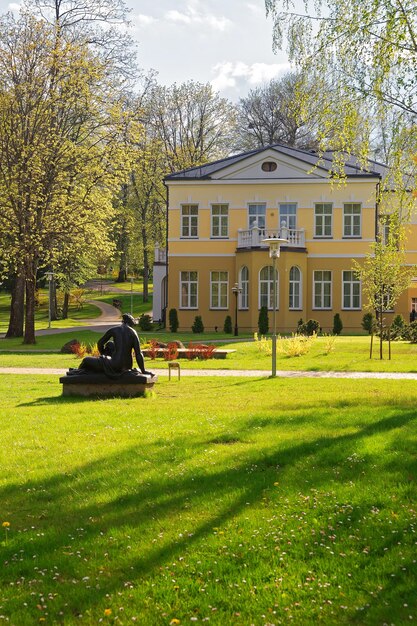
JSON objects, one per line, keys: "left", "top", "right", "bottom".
{"left": 60, "top": 371, "right": 157, "bottom": 397}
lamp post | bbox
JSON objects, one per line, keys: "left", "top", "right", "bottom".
{"left": 130, "top": 276, "right": 134, "bottom": 316}
{"left": 231, "top": 282, "right": 242, "bottom": 336}
{"left": 261, "top": 237, "right": 287, "bottom": 377}
{"left": 45, "top": 271, "right": 54, "bottom": 329}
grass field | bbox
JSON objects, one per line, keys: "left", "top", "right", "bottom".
{"left": 0, "top": 374, "right": 416, "bottom": 625}
{"left": 1, "top": 334, "right": 417, "bottom": 374}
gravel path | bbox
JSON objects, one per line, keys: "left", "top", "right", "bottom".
{"left": 1, "top": 367, "right": 417, "bottom": 379}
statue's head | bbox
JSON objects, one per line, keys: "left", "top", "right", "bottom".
{"left": 122, "top": 313, "right": 136, "bottom": 327}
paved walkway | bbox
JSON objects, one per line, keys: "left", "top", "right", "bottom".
{"left": 0, "top": 300, "right": 121, "bottom": 338}
{"left": 1, "top": 367, "right": 417, "bottom": 379}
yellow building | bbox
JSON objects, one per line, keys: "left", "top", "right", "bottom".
{"left": 153, "top": 145, "right": 417, "bottom": 333}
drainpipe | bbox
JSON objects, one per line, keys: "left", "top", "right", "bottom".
{"left": 375, "top": 179, "right": 381, "bottom": 241}
{"left": 163, "top": 180, "right": 169, "bottom": 328}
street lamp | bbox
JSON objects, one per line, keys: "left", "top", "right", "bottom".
{"left": 231, "top": 282, "right": 242, "bottom": 336}
{"left": 130, "top": 276, "right": 134, "bottom": 316}
{"left": 261, "top": 237, "right": 287, "bottom": 377}
{"left": 45, "top": 271, "right": 54, "bottom": 329}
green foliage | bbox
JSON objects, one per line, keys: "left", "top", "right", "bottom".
{"left": 277, "top": 334, "right": 315, "bottom": 357}
{"left": 192, "top": 315, "right": 204, "bottom": 333}
{"left": 333, "top": 313, "right": 343, "bottom": 336}
{"left": 298, "top": 319, "right": 320, "bottom": 336}
{"left": 138, "top": 314, "right": 153, "bottom": 331}
{"left": 168, "top": 308, "right": 179, "bottom": 333}
{"left": 390, "top": 314, "right": 406, "bottom": 340}
{"left": 223, "top": 315, "right": 233, "bottom": 334}
{"left": 405, "top": 321, "right": 417, "bottom": 343}
{"left": 362, "top": 312, "right": 375, "bottom": 334}
{"left": 258, "top": 306, "right": 269, "bottom": 335}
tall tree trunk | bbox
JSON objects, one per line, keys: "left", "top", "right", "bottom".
{"left": 51, "top": 278, "right": 58, "bottom": 320}
{"left": 5, "top": 273, "right": 25, "bottom": 338}
{"left": 62, "top": 290, "right": 70, "bottom": 319}
{"left": 23, "top": 261, "right": 37, "bottom": 344}
{"left": 142, "top": 227, "right": 149, "bottom": 303}
{"left": 117, "top": 184, "right": 129, "bottom": 283}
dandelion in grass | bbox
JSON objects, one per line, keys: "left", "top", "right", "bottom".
{"left": 2, "top": 521, "right": 10, "bottom": 543}
{"left": 104, "top": 608, "right": 112, "bottom": 616}
{"left": 170, "top": 619, "right": 180, "bottom": 625}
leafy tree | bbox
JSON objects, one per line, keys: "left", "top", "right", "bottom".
{"left": 0, "top": 14, "right": 132, "bottom": 342}
{"left": 353, "top": 215, "right": 415, "bottom": 358}
{"left": 264, "top": 1, "right": 417, "bottom": 178}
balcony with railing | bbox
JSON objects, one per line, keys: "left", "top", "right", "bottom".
{"left": 237, "top": 223, "right": 306, "bottom": 249}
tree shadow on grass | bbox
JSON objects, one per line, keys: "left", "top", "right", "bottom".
{"left": 0, "top": 406, "right": 416, "bottom": 623}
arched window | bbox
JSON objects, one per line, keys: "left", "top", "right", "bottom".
{"left": 259, "top": 266, "right": 278, "bottom": 310}
{"left": 289, "top": 266, "right": 302, "bottom": 310}
{"left": 239, "top": 266, "right": 249, "bottom": 309}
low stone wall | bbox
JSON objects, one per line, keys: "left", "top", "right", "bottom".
{"left": 141, "top": 348, "right": 235, "bottom": 360}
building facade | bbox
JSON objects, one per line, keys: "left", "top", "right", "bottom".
{"left": 153, "top": 145, "right": 417, "bottom": 333}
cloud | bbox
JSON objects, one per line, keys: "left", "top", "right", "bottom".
{"left": 211, "top": 61, "right": 292, "bottom": 92}
{"left": 246, "top": 2, "right": 265, "bottom": 17}
{"left": 133, "top": 14, "right": 156, "bottom": 26}
{"left": 7, "top": 2, "right": 21, "bottom": 11}
{"left": 164, "top": 5, "right": 232, "bottom": 32}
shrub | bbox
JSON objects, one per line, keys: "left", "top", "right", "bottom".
{"left": 192, "top": 315, "right": 204, "bottom": 333}
{"left": 333, "top": 313, "right": 343, "bottom": 335}
{"left": 322, "top": 333, "right": 336, "bottom": 355}
{"left": 390, "top": 314, "right": 406, "bottom": 340}
{"left": 258, "top": 306, "right": 269, "bottom": 335}
{"left": 277, "top": 334, "right": 315, "bottom": 357}
{"left": 194, "top": 344, "right": 216, "bottom": 359}
{"left": 362, "top": 312, "right": 375, "bottom": 334}
{"left": 223, "top": 315, "right": 233, "bottom": 334}
{"left": 147, "top": 339, "right": 159, "bottom": 360}
{"left": 296, "top": 318, "right": 304, "bottom": 332}
{"left": 164, "top": 342, "right": 179, "bottom": 361}
{"left": 255, "top": 334, "right": 272, "bottom": 355}
{"left": 405, "top": 321, "right": 417, "bottom": 343}
{"left": 298, "top": 319, "right": 320, "bottom": 336}
{"left": 138, "top": 314, "right": 153, "bottom": 331}
{"left": 168, "top": 308, "right": 179, "bottom": 333}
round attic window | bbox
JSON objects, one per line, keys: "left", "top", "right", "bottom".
{"left": 261, "top": 161, "right": 277, "bottom": 172}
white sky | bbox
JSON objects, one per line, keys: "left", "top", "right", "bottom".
{"left": 1, "top": 0, "right": 293, "bottom": 101}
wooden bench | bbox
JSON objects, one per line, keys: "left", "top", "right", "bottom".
{"left": 60, "top": 371, "right": 158, "bottom": 397}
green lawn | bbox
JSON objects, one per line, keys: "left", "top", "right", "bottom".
{"left": 0, "top": 374, "right": 416, "bottom": 625}
{"left": 2, "top": 334, "right": 417, "bottom": 374}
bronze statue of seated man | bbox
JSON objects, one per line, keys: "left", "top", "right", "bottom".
{"left": 68, "top": 313, "right": 154, "bottom": 380}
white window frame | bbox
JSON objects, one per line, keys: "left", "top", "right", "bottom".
{"left": 289, "top": 266, "right": 302, "bottom": 310}
{"left": 259, "top": 266, "right": 278, "bottom": 310}
{"left": 211, "top": 204, "right": 229, "bottom": 238}
{"left": 239, "top": 266, "right": 249, "bottom": 310}
{"left": 279, "top": 203, "right": 297, "bottom": 229}
{"left": 343, "top": 203, "right": 361, "bottom": 238}
{"left": 313, "top": 270, "right": 332, "bottom": 310}
{"left": 314, "top": 203, "right": 333, "bottom": 238}
{"left": 181, "top": 204, "right": 198, "bottom": 238}
{"left": 342, "top": 271, "right": 361, "bottom": 310}
{"left": 248, "top": 203, "right": 266, "bottom": 229}
{"left": 210, "top": 271, "right": 229, "bottom": 309}
{"left": 180, "top": 271, "right": 198, "bottom": 309}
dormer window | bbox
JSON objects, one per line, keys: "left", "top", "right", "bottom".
{"left": 261, "top": 161, "right": 277, "bottom": 172}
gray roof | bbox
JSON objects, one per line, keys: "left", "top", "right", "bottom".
{"left": 164, "top": 144, "right": 386, "bottom": 181}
